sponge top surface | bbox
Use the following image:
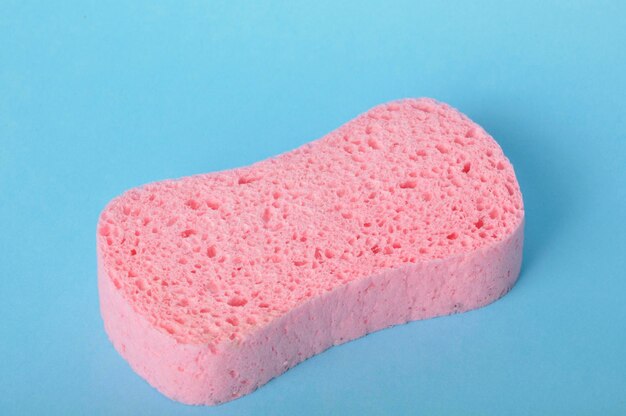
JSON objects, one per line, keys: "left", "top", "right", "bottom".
{"left": 97, "top": 98, "right": 524, "bottom": 345}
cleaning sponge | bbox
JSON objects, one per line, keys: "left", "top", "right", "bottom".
{"left": 97, "top": 98, "right": 524, "bottom": 405}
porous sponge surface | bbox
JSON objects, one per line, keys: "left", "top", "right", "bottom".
{"left": 98, "top": 98, "right": 524, "bottom": 404}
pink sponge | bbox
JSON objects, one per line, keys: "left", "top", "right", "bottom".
{"left": 97, "top": 98, "right": 524, "bottom": 405}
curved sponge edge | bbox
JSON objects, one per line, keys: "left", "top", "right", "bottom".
{"left": 99, "top": 225, "right": 523, "bottom": 404}
{"left": 97, "top": 98, "right": 524, "bottom": 405}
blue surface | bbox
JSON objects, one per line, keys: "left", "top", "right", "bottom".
{"left": 1, "top": 1, "right": 625, "bottom": 414}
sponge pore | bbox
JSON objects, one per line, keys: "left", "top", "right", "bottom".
{"left": 97, "top": 98, "right": 524, "bottom": 405}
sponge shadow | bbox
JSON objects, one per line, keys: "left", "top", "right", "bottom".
{"left": 466, "top": 101, "right": 575, "bottom": 285}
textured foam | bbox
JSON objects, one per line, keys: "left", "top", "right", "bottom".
{"left": 97, "top": 98, "right": 524, "bottom": 405}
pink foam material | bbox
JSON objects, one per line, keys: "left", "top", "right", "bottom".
{"left": 97, "top": 98, "right": 524, "bottom": 405}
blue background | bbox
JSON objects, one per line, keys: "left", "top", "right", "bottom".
{"left": 1, "top": 1, "right": 625, "bottom": 414}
